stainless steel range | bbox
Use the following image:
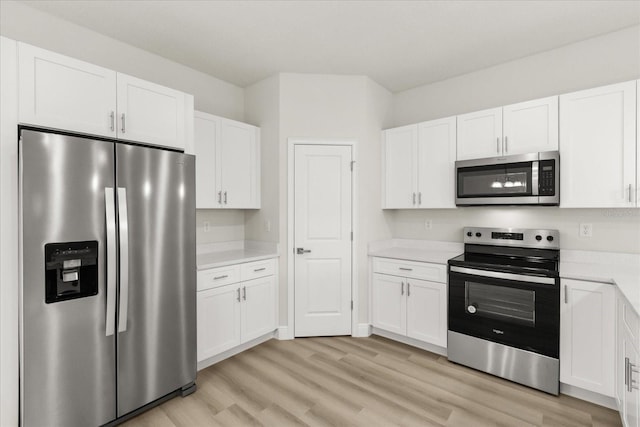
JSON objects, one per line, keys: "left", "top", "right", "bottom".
{"left": 447, "top": 227, "right": 560, "bottom": 395}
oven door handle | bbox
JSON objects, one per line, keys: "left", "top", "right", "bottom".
{"left": 450, "top": 266, "right": 556, "bottom": 285}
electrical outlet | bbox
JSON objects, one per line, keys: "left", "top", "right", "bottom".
{"left": 264, "top": 220, "right": 271, "bottom": 232}
{"left": 204, "top": 221, "right": 210, "bottom": 233}
{"left": 425, "top": 219, "right": 432, "bottom": 230}
{"left": 579, "top": 223, "right": 592, "bottom": 238}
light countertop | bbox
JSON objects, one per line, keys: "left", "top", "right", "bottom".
{"left": 197, "top": 241, "right": 279, "bottom": 270}
{"left": 369, "top": 239, "right": 639, "bottom": 316}
{"left": 560, "top": 250, "right": 640, "bottom": 316}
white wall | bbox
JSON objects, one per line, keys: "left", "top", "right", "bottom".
{"left": 277, "top": 73, "right": 393, "bottom": 326}
{"left": 389, "top": 25, "right": 640, "bottom": 254}
{"left": 0, "top": 0, "right": 244, "bottom": 120}
{"left": 392, "top": 25, "right": 640, "bottom": 125}
{"left": 196, "top": 210, "right": 245, "bottom": 245}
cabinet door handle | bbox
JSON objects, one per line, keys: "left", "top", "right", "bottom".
{"left": 628, "top": 184, "right": 632, "bottom": 203}
{"left": 504, "top": 136, "right": 508, "bottom": 153}
{"left": 121, "top": 113, "right": 126, "bottom": 133}
{"left": 564, "top": 285, "right": 568, "bottom": 304}
{"left": 213, "top": 275, "right": 228, "bottom": 280}
{"left": 497, "top": 137, "right": 500, "bottom": 153}
{"left": 254, "top": 268, "right": 266, "bottom": 272}
{"left": 412, "top": 193, "right": 416, "bottom": 205}
{"left": 242, "top": 286, "right": 246, "bottom": 301}
{"left": 237, "top": 288, "right": 241, "bottom": 302}
{"left": 631, "top": 361, "right": 639, "bottom": 391}
{"left": 218, "top": 191, "right": 222, "bottom": 204}
{"left": 407, "top": 282, "right": 411, "bottom": 297}
{"left": 418, "top": 192, "right": 422, "bottom": 205}
{"left": 401, "top": 281, "right": 404, "bottom": 296}
{"left": 110, "top": 111, "right": 115, "bottom": 131}
{"left": 626, "top": 357, "right": 630, "bottom": 388}
{"left": 399, "top": 267, "right": 413, "bottom": 271}
{"left": 224, "top": 191, "right": 228, "bottom": 204}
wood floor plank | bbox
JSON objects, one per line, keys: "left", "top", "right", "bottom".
{"left": 122, "top": 336, "right": 622, "bottom": 427}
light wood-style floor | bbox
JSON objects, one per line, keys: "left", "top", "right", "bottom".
{"left": 123, "top": 336, "right": 621, "bottom": 426}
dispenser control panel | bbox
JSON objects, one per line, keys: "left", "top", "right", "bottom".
{"left": 44, "top": 241, "right": 98, "bottom": 303}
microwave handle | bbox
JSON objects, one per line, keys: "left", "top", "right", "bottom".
{"left": 531, "top": 161, "right": 539, "bottom": 196}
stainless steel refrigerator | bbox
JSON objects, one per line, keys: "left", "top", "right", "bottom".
{"left": 19, "top": 128, "right": 196, "bottom": 426}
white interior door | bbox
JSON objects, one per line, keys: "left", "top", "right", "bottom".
{"left": 294, "top": 145, "right": 352, "bottom": 337}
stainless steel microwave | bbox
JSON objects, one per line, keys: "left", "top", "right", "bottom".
{"left": 455, "top": 151, "right": 559, "bottom": 206}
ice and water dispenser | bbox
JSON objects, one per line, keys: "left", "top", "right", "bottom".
{"left": 44, "top": 241, "right": 99, "bottom": 303}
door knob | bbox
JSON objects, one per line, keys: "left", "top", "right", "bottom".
{"left": 296, "top": 248, "right": 311, "bottom": 254}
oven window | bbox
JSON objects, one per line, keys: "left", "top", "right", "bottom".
{"left": 465, "top": 282, "right": 535, "bottom": 326}
{"left": 457, "top": 163, "right": 532, "bottom": 198}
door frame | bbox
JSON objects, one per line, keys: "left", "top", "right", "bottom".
{"left": 287, "top": 138, "right": 358, "bottom": 338}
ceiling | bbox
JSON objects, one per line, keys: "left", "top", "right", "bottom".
{"left": 21, "top": 0, "right": 640, "bottom": 93}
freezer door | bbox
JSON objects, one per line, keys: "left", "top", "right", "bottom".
{"left": 20, "top": 130, "right": 117, "bottom": 426}
{"left": 115, "top": 144, "right": 196, "bottom": 416}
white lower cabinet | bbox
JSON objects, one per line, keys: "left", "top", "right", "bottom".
{"left": 560, "top": 279, "right": 616, "bottom": 397}
{"left": 197, "top": 259, "right": 277, "bottom": 364}
{"left": 371, "top": 258, "right": 447, "bottom": 348}
{"left": 618, "top": 292, "right": 640, "bottom": 427}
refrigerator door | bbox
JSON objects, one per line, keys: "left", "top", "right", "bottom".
{"left": 115, "top": 144, "right": 196, "bottom": 416}
{"left": 20, "top": 130, "right": 117, "bottom": 426}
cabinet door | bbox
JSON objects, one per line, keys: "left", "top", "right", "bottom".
{"left": 18, "top": 42, "right": 117, "bottom": 137}
{"left": 218, "top": 119, "right": 260, "bottom": 208}
{"left": 406, "top": 278, "right": 447, "bottom": 347}
{"left": 382, "top": 125, "right": 418, "bottom": 208}
{"left": 456, "top": 107, "right": 503, "bottom": 160}
{"left": 624, "top": 337, "right": 640, "bottom": 427}
{"left": 116, "top": 73, "right": 186, "bottom": 150}
{"left": 372, "top": 273, "right": 406, "bottom": 335}
{"left": 194, "top": 112, "right": 220, "bottom": 208}
{"left": 241, "top": 276, "right": 276, "bottom": 343}
{"left": 196, "top": 285, "right": 241, "bottom": 362}
{"left": 560, "top": 279, "right": 616, "bottom": 396}
{"left": 502, "top": 96, "right": 558, "bottom": 156}
{"left": 560, "top": 81, "right": 637, "bottom": 208}
{"left": 417, "top": 117, "right": 456, "bottom": 208}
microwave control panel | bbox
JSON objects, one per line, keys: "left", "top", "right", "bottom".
{"left": 538, "top": 160, "right": 556, "bottom": 196}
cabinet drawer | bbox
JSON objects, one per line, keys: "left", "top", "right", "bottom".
{"left": 623, "top": 300, "right": 639, "bottom": 346}
{"left": 372, "top": 258, "right": 446, "bottom": 283}
{"left": 241, "top": 258, "right": 276, "bottom": 281}
{"left": 197, "top": 265, "right": 241, "bottom": 291}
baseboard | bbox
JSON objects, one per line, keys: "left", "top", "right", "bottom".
{"left": 197, "top": 331, "right": 275, "bottom": 371}
{"left": 560, "top": 383, "right": 618, "bottom": 410}
{"left": 276, "top": 326, "right": 294, "bottom": 340}
{"left": 371, "top": 327, "right": 447, "bottom": 356}
{"left": 353, "top": 323, "right": 371, "bottom": 337}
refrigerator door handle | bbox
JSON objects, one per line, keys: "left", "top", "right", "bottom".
{"left": 117, "top": 187, "right": 130, "bottom": 333}
{"left": 105, "top": 188, "right": 117, "bottom": 336}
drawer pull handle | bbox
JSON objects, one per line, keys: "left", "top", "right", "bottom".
{"left": 213, "top": 275, "right": 228, "bottom": 280}
{"left": 399, "top": 267, "right": 413, "bottom": 271}
{"left": 254, "top": 268, "right": 266, "bottom": 272}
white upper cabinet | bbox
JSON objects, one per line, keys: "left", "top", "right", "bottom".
{"left": 417, "top": 117, "right": 457, "bottom": 208}
{"left": 456, "top": 107, "right": 502, "bottom": 160}
{"left": 457, "top": 97, "right": 558, "bottom": 160}
{"left": 502, "top": 96, "right": 558, "bottom": 156}
{"left": 219, "top": 119, "right": 260, "bottom": 208}
{"left": 18, "top": 42, "right": 117, "bottom": 138}
{"left": 382, "top": 124, "right": 417, "bottom": 209}
{"left": 560, "top": 81, "right": 637, "bottom": 208}
{"left": 17, "top": 42, "right": 191, "bottom": 151}
{"left": 194, "top": 111, "right": 260, "bottom": 209}
{"left": 116, "top": 73, "right": 186, "bottom": 150}
{"left": 382, "top": 117, "right": 456, "bottom": 209}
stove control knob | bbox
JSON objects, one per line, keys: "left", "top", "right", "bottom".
{"left": 535, "top": 235, "right": 542, "bottom": 241}
{"left": 466, "top": 231, "right": 472, "bottom": 237}
{"left": 475, "top": 232, "right": 482, "bottom": 238}
{"left": 467, "top": 304, "right": 477, "bottom": 314}
{"left": 547, "top": 236, "right": 554, "bottom": 242}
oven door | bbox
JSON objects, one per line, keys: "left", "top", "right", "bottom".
{"left": 448, "top": 265, "right": 559, "bottom": 358}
